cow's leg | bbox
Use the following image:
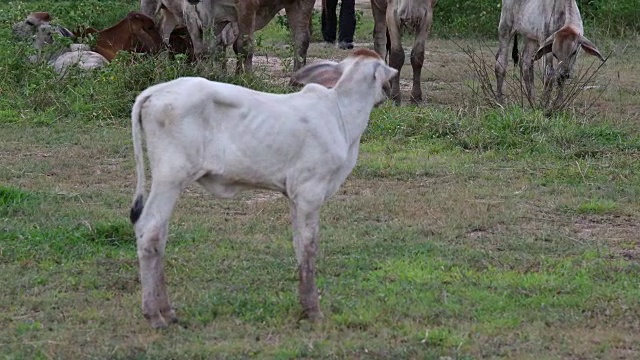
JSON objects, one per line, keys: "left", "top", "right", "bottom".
{"left": 370, "top": 1, "right": 391, "bottom": 96}
{"left": 184, "top": 4, "right": 206, "bottom": 57}
{"left": 285, "top": 0, "right": 314, "bottom": 71}
{"left": 371, "top": 0, "right": 387, "bottom": 58}
{"left": 289, "top": 190, "right": 324, "bottom": 321}
{"left": 409, "top": 38, "right": 424, "bottom": 104}
{"left": 159, "top": 8, "right": 179, "bottom": 44}
{"left": 233, "top": 8, "right": 255, "bottom": 74}
{"left": 140, "top": 0, "right": 160, "bottom": 18}
{"left": 409, "top": 7, "right": 433, "bottom": 104}
{"left": 386, "top": 11, "right": 404, "bottom": 105}
{"left": 542, "top": 52, "right": 555, "bottom": 107}
{"left": 495, "top": 22, "right": 512, "bottom": 104}
{"left": 135, "top": 181, "right": 182, "bottom": 328}
{"left": 521, "top": 39, "right": 536, "bottom": 103}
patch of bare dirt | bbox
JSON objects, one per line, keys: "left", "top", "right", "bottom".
{"left": 574, "top": 214, "right": 640, "bottom": 259}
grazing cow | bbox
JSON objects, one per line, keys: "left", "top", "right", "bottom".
{"left": 75, "top": 12, "right": 163, "bottom": 61}
{"left": 129, "top": 49, "right": 397, "bottom": 328}
{"left": 371, "top": 0, "right": 437, "bottom": 105}
{"left": 12, "top": 12, "right": 74, "bottom": 41}
{"left": 141, "top": 0, "right": 316, "bottom": 74}
{"left": 495, "top": 0, "right": 605, "bottom": 104}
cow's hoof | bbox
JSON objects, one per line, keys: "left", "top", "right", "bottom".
{"left": 305, "top": 310, "right": 324, "bottom": 322}
{"left": 144, "top": 311, "right": 170, "bottom": 329}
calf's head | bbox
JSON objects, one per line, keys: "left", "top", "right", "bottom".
{"left": 291, "top": 49, "right": 398, "bottom": 106}
{"left": 535, "top": 25, "right": 605, "bottom": 81}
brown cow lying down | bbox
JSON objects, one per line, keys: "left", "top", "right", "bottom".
{"left": 74, "top": 12, "right": 163, "bottom": 61}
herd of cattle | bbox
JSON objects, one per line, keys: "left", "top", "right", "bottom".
{"left": 11, "top": 0, "right": 604, "bottom": 105}
{"left": 115, "top": 0, "right": 609, "bottom": 327}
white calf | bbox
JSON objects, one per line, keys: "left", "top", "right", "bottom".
{"left": 495, "top": 0, "right": 604, "bottom": 104}
{"left": 129, "top": 48, "right": 397, "bottom": 328}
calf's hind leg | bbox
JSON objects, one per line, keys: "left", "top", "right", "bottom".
{"left": 135, "top": 181, "right": 183, "bottom": 328}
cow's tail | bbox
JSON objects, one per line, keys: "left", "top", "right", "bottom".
{"left": 130, "top": 93, "right": 151, "bottom": 224}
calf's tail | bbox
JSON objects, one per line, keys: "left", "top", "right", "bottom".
{"left": 129, "top": 94, "right": 151, "bottom": 224}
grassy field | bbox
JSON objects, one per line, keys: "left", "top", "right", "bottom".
{"left": 2, "top": 1, "right": 640, "bottom": 359}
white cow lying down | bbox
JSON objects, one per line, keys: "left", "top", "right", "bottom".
{"left": 129, "top": 48, "right": 397, "bottom": 328}
{"left": 33, "top": 24, "right": 108, "bottom": 77}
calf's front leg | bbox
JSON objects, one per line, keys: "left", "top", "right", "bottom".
{"left": 289, "top": 194, "right": 323, "bottom": 321}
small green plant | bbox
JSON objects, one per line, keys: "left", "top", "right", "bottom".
{"left": 576, "top": 199, "right": 617, "bottom": 214}
{"left": 0, "top": 186, "right": 31, "bottom": 208}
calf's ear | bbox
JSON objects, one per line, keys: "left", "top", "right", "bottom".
{"left": 290, "top": 61, "right": 343, "bottom": 88}
{"left": 579, "top": 35, "right": 605, "bottom": 61}
{"left": 375, "top": 63, "right": 397, "bottom": 83}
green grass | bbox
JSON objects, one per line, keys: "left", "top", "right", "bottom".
{"left": 1, "top": 1, "right": 640, "bottom": 359}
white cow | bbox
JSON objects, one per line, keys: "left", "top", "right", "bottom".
{"left": 371, "top": 0, "right": 437, "bottom": 105}
{"left": 31, "top": 23, "right": 109, "bottom": 78}
{"left": 129, "top": 49, "right": 397, "bottom": 328}
{"left": 495, "top": 0, "right": 605, "bottom": 104}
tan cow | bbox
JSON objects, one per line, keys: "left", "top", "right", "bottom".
{"left": 371, "top": 0, "right": 437, "bottom": 105}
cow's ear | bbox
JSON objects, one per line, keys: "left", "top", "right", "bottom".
{"left": 579, "top": 35, "right": 605, "bottom": 61}
{"left": 290, "top": 61, "right": 343, "bottom": 88}
{"left": 534, "top": 34, "right": 554, "bottom": 60}
{"left": 30, "top": 12, "right": 51, "bottom": 24}
{"left": 374, "top": 62, "right": 397, "bottom": 83}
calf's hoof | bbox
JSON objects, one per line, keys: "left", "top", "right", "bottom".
{"left": 410, "top": 93, "right": 423, "bottom": 104}
{"left": 145, "top": 313, "right": 169, "bottom": 329}
{"left": 300, "top": 309, "right": 324, "bottom": 323}
{"left": 144, "top": 309, "right": 178, "bottom": 329}
{"left": 161, "top": 307, "right": 178, "bottom": 324}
